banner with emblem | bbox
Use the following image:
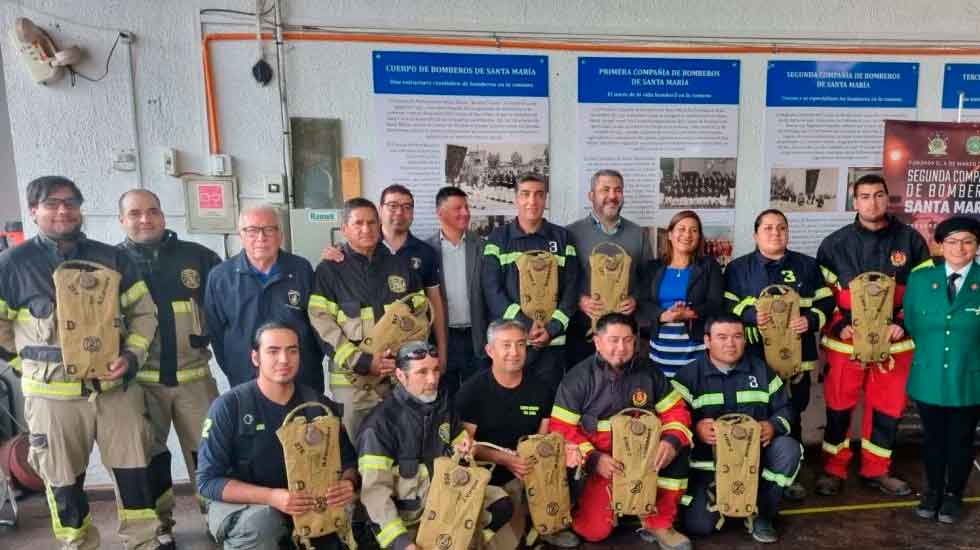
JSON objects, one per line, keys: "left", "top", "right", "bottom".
{"left": 883, "top": 119, "right": 980, "bottom": 255}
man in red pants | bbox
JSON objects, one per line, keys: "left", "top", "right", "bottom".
{"left": 549, "top": 313, "right": 692, "bottom": 550}
{"left": 815, "top": 174, "right": 932, "bottom": 496}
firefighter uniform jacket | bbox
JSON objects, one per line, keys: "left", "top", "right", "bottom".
{"left": 482, "top": 219, "right": 579, "bottom": 346}
{"left": 356, "top": 385, "right": 467, "bottom": 550}
{"left": 816, "top": 215, "right": 932, "bottom": 355}
{"left": 309, "top": 244, "right": 424, "bottom": 387}
{"left": 119, "top": 230, "right": 221, "bottom": 386}
{"left": 549, "top": 354, "right": 692, "bottom": 463}
{"left": 723, "top": 249, "right": 835, "bottom": 370}
{"left": 0, "top": 234, "right": 158, "bottom": 399}
{"left": 671, "top": 353, "right": 793, "bottom": 473}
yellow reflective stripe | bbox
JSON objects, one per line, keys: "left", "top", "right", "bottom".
{"left": 769, "top": 376, "right": 784, "bottom": 395}
{"left": 23, "top": 378, "right": 83, "bottom": 397}
{"left": 821, "top": 266, "right": 838, "bottom": 285}
{"left": 775, "top": 416, "right": 791, "bottom": 434}
{"left": 732, "top": 296, "right": 757, "bottom": 316}
{"left": 690, "top": 460, "right": 715, "bottom": 471}
{"left": 452, "top": 430, "right": 468, "bottom": 445}
{"left": 47, "top": 485, "right": 93, "bottom": 541}
{"left": 912, "top": 259, "right": 934, "bottom": 272}
{"left": 798, "top": 297, "right": 813, "bottom": 307}
{"left": 890, "top": 339, "right": 916, "bottom": 353}
{"left": 358, "top": 454, "right": 394, "bottom": 472}
{"left": 120, "top": 281, "right": 150, "bottom": 308}
{"left": 0, "top": 298, "right": 15, "bottom": 320}
{"left": 565, "top": 244, "right": 576, "bottom": 257}
{"left": 503, "top": 303, "right": 521, "bottom": 320}
{"left": 596, "top": 420, "right": 611, "bottom": 432}
{"left": 484, "top": 243, "right": 501, "bottom": 258}
{"left": 125, "top": 333, "right": 150, "bottom": 352}
{"left": 555, "top": 255, "right": 566, "bottom": 267}
{"left": 662, "top": 421, "right": 693, "bottom": 442}
{"left": 551, "top": 405, "right": 581, "bottom": 425}
{"left": 308, "top": 294, "right": 331, "bottom": 312}
{"left": 670, "top": 380, "right": 693, "bottom": 404}
{"left": 376, "top": 518, "right": 407, "bottom": 547}
{"left": 334, "top": 342, "right": 357, "bottom": 368}
{"left": 861, "top": 438, "right": 892, "bottom": 459}
{"left": 15, "top": 309, "right": 32, "bottom": 323}
{"left": 736, "top": 390, "right": 769, "bottom": 404}
{"left": 813, "top": 308, "right": 827, "bottom": 330}
{"left": 822, "top": 440, "right": 848, "bottom": 455}
{"left": 692, "top": 393, "right": 724, "bottom": 409}
{"left": 762, "top": 468, "right": 796, "bottom": 488}
{"left": 120, "top": 507, "right": 158, "bottom": 521}
{"left": 329, "top": 372, "right": 352, "bottom": 387}
{"left": 256, "top": 424, "right": 265, "bottom": 431}
{"left": 551, "top": 309, "right": 570, "bottom": 329}
{"left": 338, "top": 306, "right": 375, "bottom": 324}
{"left": 657, "top": 476, "right": 688, "bottom": 491}
{"left": 499, "top": 252, "right": 521, "bottom": 265}
{"left": 9, "top": 356, "right": 21, "bottom": 372}
{"left": 171, "top": 300, "right": 193, "bottom": 313}
{"left": 681, "top": 495, "right": 693, "bottom": 506}
{"left": 548, "top": 335, "right": 566, "bottom": 347}
{"left": 821, "top": 336, "right": 915, "bottom": 355}
{"left": 723, "top": 291, "right": 740, "bottom": 303}
{"left": 654, "top": 389, "right": 683, "bottom": 413}
{"left": 137, "top": 367, "right": 210, "bottom": 384}
{"left": 747, "top": 326, "right": 761, "bottom": 344}
{"left": 578, "top": 441, "right": 595, "bottom": 455}
{"left": 813, "top": 287, "right": 834, "bottom": 300}
{"left": 800, "top": 360, "right": 816, "bottom": 372}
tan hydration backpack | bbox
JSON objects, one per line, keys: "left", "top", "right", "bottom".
{"left": 610, "top": 408, "right": 662, "bottom": 517}
{"left": 352, "top": 294, "right": 432, "bottom": 391}
{"left": 53, "top": 260, "right": 122, "bottom": 380}
{"left": 276, "top": 401, "right": 349, "bottom": 550}
{"left": 416, "top": 452, "right": 491, "bottom": 550}
{"left": 589, "top": 242, "right": 631, "bottom": 332}
{"left": 849, "top": 271, "right": 895, "bottom": 367}
{"left": 516, "top": 250, "right": 559, "bottom": 324}
{"left": 712, "top": 413, "right": 761, "bottom": 528}
{"left": 516, "top": 433, "right": 572, "bottom": 535}
{"left": 756, "top": 284, "right": 802, "bottom": 379}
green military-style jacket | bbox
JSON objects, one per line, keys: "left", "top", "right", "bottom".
{"left": 905, "top": 261, "right": 980, "bottom": 407}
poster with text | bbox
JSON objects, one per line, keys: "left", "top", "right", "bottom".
{"left": 577, "top": 57, "right": 740, "bottom": 231}
{"left": 941, "top": 64, "right": 980, "bottom": 123}
{"left": 765, "top": 60, "right": 919, "bottom": 256}
{"left": 883, "top": 119, "right": 980, "bottom": 255}
{"left": 374, "top": 51, "right": 549, "bottom": 236}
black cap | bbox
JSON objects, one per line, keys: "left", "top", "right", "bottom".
{"left": 934, "top": 216, "right": 980, "bottom": 243}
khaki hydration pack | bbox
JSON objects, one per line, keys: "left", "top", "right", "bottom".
{"left": 516, "top": 433, "right": 572, "bottom": 535}
{"left": 712, "top": 414, "right": 761, "bottom": 526}
{"left": 516, "top": 251, "right": 559, "bottom": 324}
{"left": 756, "top": 284, "right": 802, "bottom": 379}
{"left": 610, "top": 408, "right": 662, "bottom": 517}
{"left": 416, "top": 453, "right": 491, "bottom": 550}
{"left": 276, "top": 401, "right": 349, "bottom": 550}
{"left": 53, "top": 260, "right": 122, "bottom": 380}
{"left": 848, "top": 271, "right": 895, "bottom": 366}
{"left": 352, "top": 294, "right": 432, "bottom": 392}
{"left": 589, "top": 242, "right": 631, "bottom": 332}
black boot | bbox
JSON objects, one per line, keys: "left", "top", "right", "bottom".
{"left": 915, "top": 491, "right": 941, "bottom": 520}
{"left": 938, "top": 493, "right": 963, "bottom": 524}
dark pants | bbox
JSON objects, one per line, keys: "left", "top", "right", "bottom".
{"left": 441, "top": 326, "right": 483, "bottom": 396}
{"left": 683, "top": 436, "right": 802, "bottom": 535}
{"left": 527, "top": 346, "right": 566, "bottom": 392}
{"left": 565, "top": 312, "right": 596, "bottom": 368}
{"left": 788, "top": 373, "right": 812, "bottom": 444}
{"left": 916, "top": 400, "right": 980, "bottom": 497}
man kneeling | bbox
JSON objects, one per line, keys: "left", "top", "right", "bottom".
{"left": 672, "top": 314, "right": 802, "bottom": 544}
{"left": 197, "top": 322, "right": 359, "bottom": 549}
{"left": 550, "top": 313, "right": 693, "bottom": 550}
{"left": 358, "top": 341, "right": 514, "bottom": 550}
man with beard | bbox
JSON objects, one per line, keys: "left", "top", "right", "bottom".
{"left": 0, "top": 176, "right": 163, "bottom": 549}
{"left": 566, "top": 169, "right": 652, "bottom": 364}
{"left": 815, "top": 174, "right": 932, "bottom": 497}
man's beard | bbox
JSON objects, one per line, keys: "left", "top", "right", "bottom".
{"left": 415, "top": 391, "right": 438, "bottom": 403}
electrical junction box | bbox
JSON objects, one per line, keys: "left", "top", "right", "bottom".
{"left": 209, "top": 154, "right": 233, "bottom": 177}
{"left": 263, "top": 174, "right": 286, "bottom": 204}
{"left": 183, "top": 176, "right": 239, "bottom": 234}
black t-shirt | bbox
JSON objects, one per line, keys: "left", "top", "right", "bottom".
{"left": 456, "top": 370, "right": 554, "bottom": 485}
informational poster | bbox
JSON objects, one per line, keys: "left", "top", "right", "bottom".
{"left": 941, "top": 64, "right": 980, "bottom": 122}
{"left": 373, "top": 51, "right": 549, "bottom": 236}
{"left": 883, "top": 119, "right": 980, "bottom": 254}
{"left": 577, "top": 57, "right": 740, "bottom": 242}
{"left": 764, "top": 61, "right": 919, "bottom": 256}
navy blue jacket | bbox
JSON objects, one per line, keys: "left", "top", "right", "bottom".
{"left": 204, "top": 250, "right": 323, "bottom": 392}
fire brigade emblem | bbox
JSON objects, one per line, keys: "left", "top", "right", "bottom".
{"left": 411, "top": 257, "right": 422, "bottom": 270}
{"left": 438, "top": 422, "right": 451, "bottom": 443}
{"left": 928, "top": 132, "right": 949, "bottom": 156}
{"left": 388, "top": 275, "right": 407, "bottom": 293}
{"left": 181, "top": 268, "right": 201, "bottom": 289}
{"left": 287, "top": 289, "right": 301, "bottom": 306}
{"left": 890, "top": 250, "right": 907, "bottom": 267}
{"left": 631, "top": 388, "right": 648, "bottom": 407}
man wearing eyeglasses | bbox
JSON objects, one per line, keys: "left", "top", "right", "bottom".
{"left": 0, "top": 176, "right": 164, "bottom": 549}
{"left": 205, "top": 204, "right": 324, "bottom": 393}
{"left": 357, "top": 340, "right": 516, "bottom": 550}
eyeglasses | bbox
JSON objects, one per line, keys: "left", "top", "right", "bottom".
{"left": 396, "top": 341, "right": 439, "bottom": 362}
{"left": 943, "top": 237, "right": 978, "bottom": 247}
{"left": 240, "top": 225, "right": 280, "bottom": 238}
{"left": 382, "top": 202, "right": 414, "bottom": 212}
{"left": 40, "top": 197, "right": 82, "bottom": 210}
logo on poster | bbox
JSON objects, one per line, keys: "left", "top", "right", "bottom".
{"left": 966, "top": 136, "right": 980, "bottom": 156}
{"left": 927, "top": 133, "right": 949, "bottom": 156}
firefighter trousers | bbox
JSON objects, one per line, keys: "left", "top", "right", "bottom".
{"left": 25, "top": 385, "right": 161, "bottom": 549}
{"left": 821, "top": 349, "right": 912, "bottom": 479}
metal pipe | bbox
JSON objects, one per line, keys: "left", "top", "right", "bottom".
{"left": 124, "top": 35, "right": 143, "bottom": 188}
{"left": 273, "top": 0, "right": 293, "bottom": 209}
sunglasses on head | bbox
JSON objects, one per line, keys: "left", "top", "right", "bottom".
{"left": 397, "top": 341, "right": 439, "bottom": 362}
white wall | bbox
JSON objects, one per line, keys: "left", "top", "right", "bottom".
{"left": 0, "top": 47, "right": 18, "bottom": 224}
{"left": 1, "top": 0, "right": 978, "bottom": 482}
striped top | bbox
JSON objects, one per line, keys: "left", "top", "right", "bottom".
{"left": 650, "top": 267, "right": 704, "bottom": 377}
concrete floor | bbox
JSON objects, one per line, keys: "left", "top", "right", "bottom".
{"left": 2, "top": 445, "right": 978, "bottom": 550}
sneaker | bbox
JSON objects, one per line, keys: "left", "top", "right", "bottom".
{"left": 860, "top": 474, "right": 912, "bottom": 496}
{"left": 783, "top": 481, "right": 807, "bottom": 501}
{"left": 751, "top": 517, "right": 778, "bottom": 544}
{"left": 814, "top": 473, "right": 843, "bottom": 496}
{"left": 938, "top": 493, "right": 963, "bottom": 524}
{"left": 916, "top": 492, "right": 941, "bottom": 520}
{"left": 540, "top": 529, "right": 580, "bottom": 548}
{"left": 637, "top": 527, "right": 691, "bottom": 550}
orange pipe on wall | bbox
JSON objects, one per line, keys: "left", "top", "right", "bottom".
{"left": 202, "top": 30, "right": 980, "bottom": 154}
